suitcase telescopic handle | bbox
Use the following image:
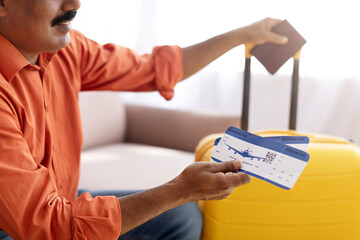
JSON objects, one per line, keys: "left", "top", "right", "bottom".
{"left": 241, "top": 44, "right": 302, "bottom": 131}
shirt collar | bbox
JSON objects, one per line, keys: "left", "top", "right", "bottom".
{"left": 0, "top": 33, "right": 57, "bottom": 82}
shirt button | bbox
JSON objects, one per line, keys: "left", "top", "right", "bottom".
{"left": 60, "top": 183, "right": 64, "bottom": 188}
{"left": 53, "top": 144, "right": 56, "bottom": 151}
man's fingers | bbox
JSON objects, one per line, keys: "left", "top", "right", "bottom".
{"left": 266, "top": 17, "right": 283, "bottom": 28}
{"left": 178, "top": 161, "right": 251, "bottom": 202}
{"left": 224, "top": 172, "right": 252, "bottom": 187}
{"left": 210, "top": 160, "right": 242, "bottom": 173}
{"left": 263, "top": 17, "right": 288, "bottom": 44}
{"left": 267, "top": 32, "right": 288, "bottom": 44}
{"left": 209, "top": 161, "right": 251, "bottom": 188}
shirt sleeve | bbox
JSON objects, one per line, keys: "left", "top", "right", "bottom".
{"left": 0, "top": 98, "right": 121, "bottom": 240}
{"left": 71, "top": 30, "right": 183, "bottom": 100}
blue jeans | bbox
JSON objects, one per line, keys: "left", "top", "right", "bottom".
{"left": 0, "top": 190, "right": 203, "bottom": 240}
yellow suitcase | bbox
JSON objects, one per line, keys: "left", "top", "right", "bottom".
{"left": 195, "top": 46, "right": 360, "bottom": 240}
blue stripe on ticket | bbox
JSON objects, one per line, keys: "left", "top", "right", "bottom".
{"left": 224, "top": 127, "right": 309, "bottom": 162}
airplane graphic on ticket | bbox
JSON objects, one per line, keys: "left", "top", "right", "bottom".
{"left": 224, "top": 144, "right": 264, "bottom": 161}
{"left": 211, "top": 127, "right": 310, "bottom": 190}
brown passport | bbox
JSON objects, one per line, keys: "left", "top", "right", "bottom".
{"left": 250, "top": 20, "right": 306, "bottom": 74}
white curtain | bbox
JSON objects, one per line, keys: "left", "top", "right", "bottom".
{"left": 73, "top": 0, "right": 360, "bottom": 143}
{"left": 74, "top": 0, "right": 360, "bottom": 79}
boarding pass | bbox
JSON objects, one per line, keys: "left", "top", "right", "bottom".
{"left": 211, "top": 127, "right": 310, "bottom": 190}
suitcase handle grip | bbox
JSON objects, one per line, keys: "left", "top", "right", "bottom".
{"left": 241, "top": 45, "right": 302, "bottom": 131}
{"left": 245, "top": 44, "right": 255, "bottom": 58}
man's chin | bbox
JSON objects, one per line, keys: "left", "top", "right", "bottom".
{"left": 49, "top": 32, "right": 71, "bottom": 52}
{"left": 61, "top": 32, "right": 71, "bottom": 48}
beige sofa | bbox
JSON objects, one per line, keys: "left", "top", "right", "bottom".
{"left": 78, "top": 91, "right": 239, "bottom": 191}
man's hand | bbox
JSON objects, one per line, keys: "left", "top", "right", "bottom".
{"left": 171, "top": 160, "right": 251, "bottom": 202}
{"left": 236, "top": 17, "right": 288, "bottom": 45}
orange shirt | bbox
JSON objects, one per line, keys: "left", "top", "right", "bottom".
{"left": 0, "top": 30, "right": 183, "bottom": 240}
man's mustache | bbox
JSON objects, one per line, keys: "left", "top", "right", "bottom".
{"left": 51, "top": 11, "right": 77, "bottom": 27}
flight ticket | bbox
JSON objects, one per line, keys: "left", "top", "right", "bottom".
{"left": 211, "top": 127, "right": 310, "bottom": 190}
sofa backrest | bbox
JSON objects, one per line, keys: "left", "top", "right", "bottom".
{"left": 79, "top": 91, "right": 126, "bottom": 150}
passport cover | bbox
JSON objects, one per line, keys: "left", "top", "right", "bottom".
{"left": 250, "top": 20, "right": 306, "bottom": 74}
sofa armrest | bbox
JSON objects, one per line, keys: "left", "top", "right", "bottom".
{"left": 125, "top": 104, "right": 240, "bottom": 152}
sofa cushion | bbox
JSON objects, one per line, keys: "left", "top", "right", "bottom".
{"left": 79, "top": 91, "right": 126, "bottom": 150}
{"left": 78, "top": 143, "right": 194, "bottom": 190}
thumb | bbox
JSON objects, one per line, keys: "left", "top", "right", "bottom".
{"left": 211, "top": 160, "right": 242, "bottom": 173}
{"left": 267, "top": 32, "right": 288, "bottom": 44}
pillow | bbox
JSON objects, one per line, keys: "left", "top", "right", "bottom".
{"left": 79, "top": 91, "right": 126, "bottom": 150}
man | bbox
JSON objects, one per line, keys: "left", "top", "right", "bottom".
{"left": 0, "top": 0, "right": 288, "bottom": 239}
